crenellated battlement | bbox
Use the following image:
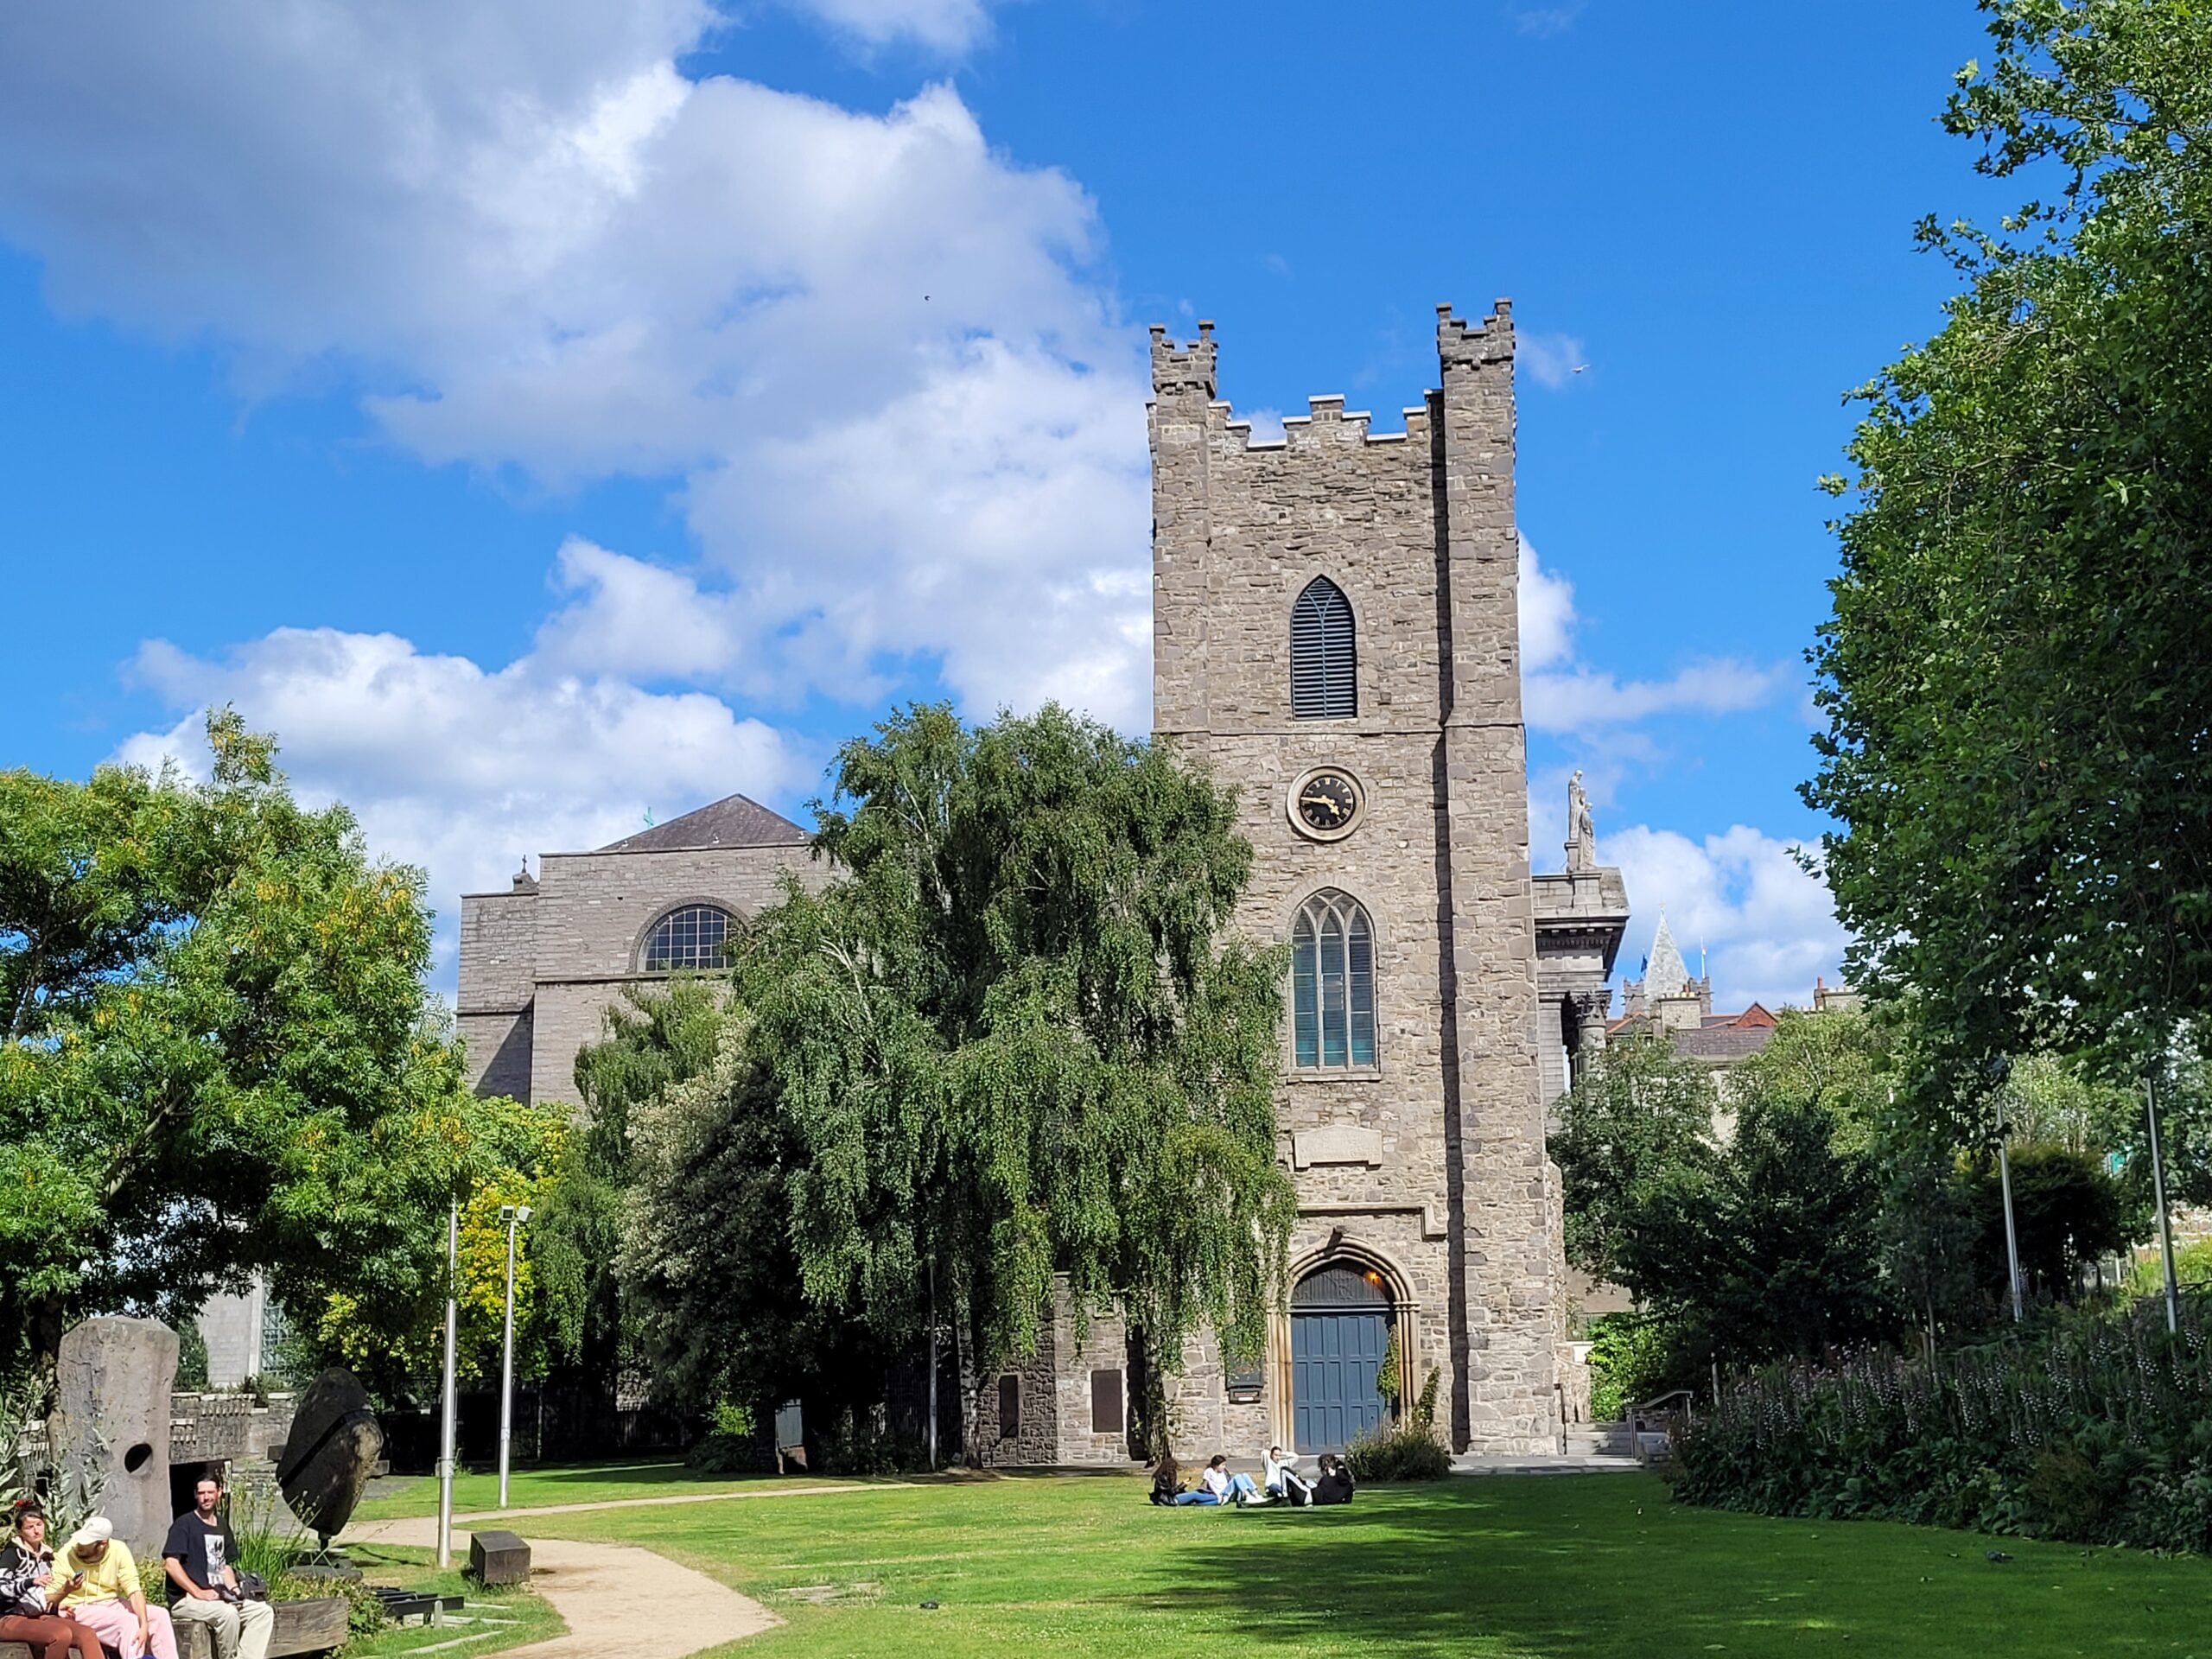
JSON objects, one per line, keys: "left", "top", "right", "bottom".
{"left": 1149, "top": 320, "right": 1216, "bottom": 398}
{"left": 1151, "top": 311, "right": 1503, "bottom": 454}
{"left": 1436, "top": 297, "right": 1515, "bottom": 368}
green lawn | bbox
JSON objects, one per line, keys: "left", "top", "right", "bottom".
{"left": 499, "top": 1470, "right": 2212, "bottom": 1659}
{"left": 353, "top": 1459, "right": 861, "bottom": 1521}
{"left": 335, "top": 1546, "right": 564, "bottom": 1659}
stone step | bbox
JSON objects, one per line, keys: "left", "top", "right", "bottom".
{"left": 1562, "top": 1426, "right": 1675, "bottom": 1461}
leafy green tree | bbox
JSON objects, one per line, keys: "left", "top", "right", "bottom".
{"left": 1731, "top": 1007, "right": 1898, "bottom": 1155}
{"left": 1994, "top": 1054, "right": 2139, "bottom": 1160}
{"left": 1738, "top": 1007, "right": 1983, "bottom": 1339}
{"left": 1624, "top": 1091, "right": 1895, "bottom": 1365}
{"left": 1565, "top": 1011, "right": 1925, "bottom": 1364}
{"left": 526, "top": 978, "right": 729, "bottom": 1395}
{"left": 1807, "top": 0, "right": 2212, "bottom": 1086}
{"left": 2139, "top": 1032, "right": 2212, "bottom": 1209}
{"left": 1878, "top": 1120, "right": 1982, "bottom": 1344}
{"left": 304, "top": 1093, "right": 571, "bottom": 1394}
{"left": 1966, "top": 1141, "right": 2138, "bottom": 1304}
{"left": 725, "top": 703, "right": 1295, "bottom": 1451}
{"left": 623, "top": 1002, "right": 913, "bottom": 1454}
{"left": 0, "top": 712, "right": 495, "bottom": 1398}
{"left": 1550, "top": 1034, "right": 1719, "bottom": 1284}
{"left": 1583, "top": 1313, "right": 1675, "bottom": 1421}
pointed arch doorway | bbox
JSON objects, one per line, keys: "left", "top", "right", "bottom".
{"left": 1289, "top": 1262, "right": 1394, "bottom": 1455}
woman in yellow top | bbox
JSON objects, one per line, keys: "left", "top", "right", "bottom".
{"left": 48, "top": 1518, "right": 176, "bottom": 1659}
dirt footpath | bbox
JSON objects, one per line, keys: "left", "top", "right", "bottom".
{"left": 351, "top": 1511, "right": 785, "bottom": 1659}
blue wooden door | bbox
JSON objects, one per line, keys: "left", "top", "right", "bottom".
{"left": 1292, "top": 1307, "right": 1388, "bottom": 1454}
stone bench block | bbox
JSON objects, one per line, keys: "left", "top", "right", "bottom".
{"left": 467, "top": 1529, "right": 531, "bottom": 1586}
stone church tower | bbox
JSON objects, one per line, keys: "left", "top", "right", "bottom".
{"left": 1148, "top": 302, "right": 1567, "bottom": 1454}
{"left": 458, "top": 301, "right": 1619, "bottom": 1466}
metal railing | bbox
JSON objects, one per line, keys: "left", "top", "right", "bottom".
{"left": 1629, "top": 1388, "right": 1694, "bottom": 1440}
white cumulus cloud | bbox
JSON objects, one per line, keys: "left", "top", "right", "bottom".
{"left": 1518, "top": 532, "right": 1578, "bottom": 671}
{"left": 1600, "top": 823, "right": 1847, "bottom": 1015}
{"left": 1516, "top": 537, "right": 1790, "bottom": 733}
{"left": 788, "top": 0, "right": 1003, "bottom": 53}
{"left": 116, "top": 622, "right": 812, "bottom": 986}
{"left": 1517, "top": 331, "right": 1587, "bottom": 391}
{"left": 0, "top": 3, "right": 1147, "bottom": 728}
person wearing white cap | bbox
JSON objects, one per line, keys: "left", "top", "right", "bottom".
{"left": 48, "top": 1516, "right": 177, "bottom": 1659}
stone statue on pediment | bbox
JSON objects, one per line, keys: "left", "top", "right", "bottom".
{"left": 1566, "top": 770, "right": 1596, "bottom": 873}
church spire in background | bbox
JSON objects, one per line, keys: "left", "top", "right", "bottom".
{"left": 1645, "top": 906, "right": 1690, "bottom": 1001}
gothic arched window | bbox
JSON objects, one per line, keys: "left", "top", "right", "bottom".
{"left": 640, "top": 904, "right": 734, "bottom": 972}
{"left": 1291, "top": 888, "right": 1377, "bottom": 1069}
{"left": 1290, "top": 576, "right": 1357, "bottom": 719}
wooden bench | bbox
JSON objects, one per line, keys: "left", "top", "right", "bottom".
{"left": 1, "top": 1597, "right": 349, "bottom": 1659}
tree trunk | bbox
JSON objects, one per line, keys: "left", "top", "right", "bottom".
{"left": 1125, "top": 1325, "right": 1168, "bottom": 1462}
{"left": 23, "top": 1291, "right": 69, "bottom": 1418}
{"left": 956, "top": 1315, "right": 986, "bottom": 1469}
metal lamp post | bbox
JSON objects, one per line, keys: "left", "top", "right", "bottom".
{"left": 1986, "top": 1062, "right": 2025, "bottom": 1323}
{"left": 1997, "top": 1130, "right": 2026, "bottom": 1323}
{"left": 498, "top": 1202, "right": 532, "bottom": 1509}
{"left": 435, "top": 1199, "right": 459, "bottom": 1569}
{"left": 2145, "top": 1075, "right": 2182, "bottom": 1335}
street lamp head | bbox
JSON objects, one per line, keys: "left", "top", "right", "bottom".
{"left": 516, "top": 1205, "right": 532, "bottom": 1226}
{"left": 499, "top": 1204, "right": 517, "bottom": 1223}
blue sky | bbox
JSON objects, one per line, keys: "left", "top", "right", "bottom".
{"left": 0, "top": 1, "right": 2005, "bottom": 1007}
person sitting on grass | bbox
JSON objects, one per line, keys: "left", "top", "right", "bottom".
{"left": 0, "top": 1502, "right": 100, "bottom": 1659}
{"left": 1148, "top": 1455, "right": 1185, "bottom": 1506}
{"left": 1171, "top": 1455, "right": 1263, "bottom": 1507}
{"left": 1262, "top": 1446, "right": 1313, "bottom": 1507}
{"left": 164, "top": 1477, "right": 273, "bottom": 1659}
{"left": 49, "top": 1516, "right": 177, "bottom": 1659}
{"left": 1310, "top": 1453, "right": 1357, "bottom": 1506}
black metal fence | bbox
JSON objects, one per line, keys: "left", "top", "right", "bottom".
{"left": 378, "top": 1383, "right": 695, "bottom": 1474}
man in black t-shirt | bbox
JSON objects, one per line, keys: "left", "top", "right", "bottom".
{"left": 1310, "top": 1453, "right": 1357, "bottom": 1506}
{"left": 162, "top": 1479, "right": 272, "bottom": 1659}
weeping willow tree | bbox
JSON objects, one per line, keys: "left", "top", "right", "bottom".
{"left": 734, "top": 702, "right": 1294, "bottom": 1456}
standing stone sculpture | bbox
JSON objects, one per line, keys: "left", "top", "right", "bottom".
{"left": 1566, "top": 770, "right": 1597, "bottom": 873}
{"left": 51, "top": 1318, "right": 179, "bottom": 1555}
{"left": 276, "top": 1369, "right": 385, "bottom": 1548}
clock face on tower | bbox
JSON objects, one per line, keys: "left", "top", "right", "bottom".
{"left": 1288, "top": 766, "right": 1366, "bottom": 842}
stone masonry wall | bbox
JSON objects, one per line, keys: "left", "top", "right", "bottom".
{"left": 455, "top": 842, "right": 827, "bottom": 1106}
{"left": 458, "top": 887, "right": 538, "bottom": 1014}
{"left": 460, "top": 1007, "right": 533, "bottom": 1101}
{"left": 976, "top": 1321, "right": 1061, "bottom": 1468}
{"left": 456, "top": 885, "right": 539, "bottom": 1097}
{"left": 1435, "top": 302, "right": 1561, "bottom": 1452}
{"left": 1047, "top": 1291, "right": 1136, "bottom": 1465}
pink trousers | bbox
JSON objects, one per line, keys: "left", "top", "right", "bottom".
{"left": 64, "top": 1602, "right": 177, "bottom": 1659}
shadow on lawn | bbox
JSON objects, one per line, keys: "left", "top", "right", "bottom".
{"left": 1132, "top": 1487, "right": 1699, "bottom": 1659}
{"left": 1122, "top": 1480, "right": 2056, "bottom": 1659}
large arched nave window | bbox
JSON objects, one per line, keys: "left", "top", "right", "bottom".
{"left": 640, "top": 904, "right": 734, "bottom": 972}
